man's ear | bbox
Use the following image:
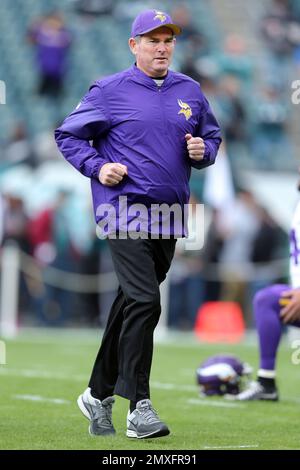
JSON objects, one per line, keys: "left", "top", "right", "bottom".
{"left": 128, "top": 37, "right": 138, "bottom": 55}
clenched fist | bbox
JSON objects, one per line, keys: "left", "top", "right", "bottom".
{"left": 99, "top": 163, "right": 128, "bottom": 186}
{"left": 185, "top": 133, "right": 205, "bottom": 161}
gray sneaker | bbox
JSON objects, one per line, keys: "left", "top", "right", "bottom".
{"left": 126, "top": 399, "right": 170, "bottom": 439}
{"left": 226, "top": 381, "right": 279, "bottom": 401}
{"left": 77, "top": 387, "right": 116, "bottom": 436}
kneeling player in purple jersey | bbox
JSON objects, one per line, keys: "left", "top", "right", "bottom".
{"left": 231, "top": 184, "right": 300, "bottom": 401}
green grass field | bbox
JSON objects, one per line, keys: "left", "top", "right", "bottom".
{"left": 1, "top": 329, "right": 300, "bottom": 450}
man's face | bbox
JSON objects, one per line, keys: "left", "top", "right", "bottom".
{"left": 129, "top": 27, "right": 175, "bottom": 77}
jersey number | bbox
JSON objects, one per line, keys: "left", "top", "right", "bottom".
{"left": 290, "top": 229, "right": 300, "bottom": 265}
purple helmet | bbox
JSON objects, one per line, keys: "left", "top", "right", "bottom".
{"left": 196, "top": 355, "right": 252, "bottom": 396}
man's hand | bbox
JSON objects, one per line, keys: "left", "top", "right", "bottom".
{"left": 185, "top": 134, "right": 205, "bottom": 161}
{"left": 99, "top": 163, "right": 128, "bottom": 186}
{"left": 279, "top": 288, "right": 300, "bottom": 324}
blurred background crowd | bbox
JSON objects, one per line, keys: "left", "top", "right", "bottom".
{"left": 0, "top": 0, "right": 299, "bottom": 332}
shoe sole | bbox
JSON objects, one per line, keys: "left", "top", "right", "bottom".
{"left": 77, "top": 394, "right": 91, "bottom": 420}
{"left": 77, "top": 394, "right": 95, "bottom": 436}
{"left": 260, "top": 395, "right": 279, "bottom": 401}
{"left": 126, "top": 427, "right": 170, "bottom": 439}
{"left": 225, "top": 392, "right": 279, "bottom": 402}
{"left": 238, "top": 392, "right": 279, "bottom": 402}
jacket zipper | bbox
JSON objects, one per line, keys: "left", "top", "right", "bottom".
{"left": 157, "top": 85, "right": 168, "bottom": 135}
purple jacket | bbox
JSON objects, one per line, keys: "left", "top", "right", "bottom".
{"left": 55, "top": 65, "right": 221, "bottom": 235}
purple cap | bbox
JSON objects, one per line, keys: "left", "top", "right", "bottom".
{"left": 131, "top": 9, "right": 181, "bottom": 37}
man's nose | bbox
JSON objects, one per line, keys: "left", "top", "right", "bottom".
{"left": 157, "top": 42, "right": 167, "bottom": 52}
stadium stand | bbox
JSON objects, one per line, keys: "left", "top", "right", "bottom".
{"left": 0, "top": 0, "right": 298, "bottom": 330}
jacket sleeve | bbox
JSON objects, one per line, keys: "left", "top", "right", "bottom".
{"left": 54, "top": 83, "right": 111, "bottom": 179}
{"left": 191, "top": 96, "right": 222, "bottom": 170}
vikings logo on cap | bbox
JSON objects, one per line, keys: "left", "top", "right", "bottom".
{"left": 177, "top": 99, "right": 192, "bottom": 121}
{"left": 153, "top": 11, "right": 167, "bottom": 23}
{"left": 131, "top": 9, "right": 182, "bottom": 37}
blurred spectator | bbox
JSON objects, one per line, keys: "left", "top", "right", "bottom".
{"left": 251, "top": 207, "right": 284, "bottom": 265}
{"left": 290, "top": 0, "right": 300, "bottom": 21}
{"left": 219, "top": 190, "right": 260, "bottom": 268}
{"left": 252, "top": 84, "right": 292, "bottom": 169}
{"left": 260, "top": 0, "right": 300, "bottom": 84}
{"left": 197, "top": 72, "right": 222, "bottom": 126}
{"left": 218, "top": 190, "right": 260, "bottom": 324}
{"left": 249, "top": 205, "right": 287, "bottom": 295}
{"left": 28, "top": 12, "right": 72, "bottom": 97}
{"left": 168, "top": 195, "right": 204, "bottom": 330}
{"left": 1, "top": 193, "right": 30, "bottom": 252}
{"left": 32, "top": 126, "right": 62, "bottom": 163}
{"left": 261, "top": 0, "right": 294, "bottom": 57}
{"left": 28, "top": 203, "right": 55, "bottom": 262}
{"left": 180, "top": 55, "right": 220, "bottom": 87}
{"left": 78, "top": 235, "right": 102, "bottom": 326}
{"left": 202, "top": 141, "right": 235, "bottom": 214}
{"left": 0, "top": 193, "right": 5, "bottom": 246}
{"left": 73, "top": 0, "right": 114, "bottom": 17}
{"left": 98, "top": 240, "right": 118, "bottom": 328}
{"left": 0, "top": 192, "right": 32, "bottom": 315}
{"left": 201, "top": 142, "right": 235, "bottom": 301}
{"left": 202, "top": 208, "right": 224, "bottom": 302}
{"left": 180, "top": 56, "right": 203, "bottom": 83}
{"left": 2, "top": 123, "right": 35, "bottom": 168}
{"left": 217, "top": 75, "right": 248, "bottom": 163}
{"left": 29, "top": 190, "right": 78, "bottom": 325}
{"left": 217, "top": 34, "right": 253, "bottom": 92}
{"left": 30, "top": 190, "right": 75, "bottom": 264}
{"left": 171, "top": 4, "right": 207, "bottom": 55}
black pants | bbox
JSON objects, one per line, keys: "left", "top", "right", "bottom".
{"left": 88, "top": 238, "right": 176, "bottom": 402}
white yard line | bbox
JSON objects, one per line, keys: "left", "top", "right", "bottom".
{"left": 3, "top": 368, "right": 299, "bottom": 408}
{"left": 187, "top": 398, "right": 246, "bottom": 409}
{"left": 0, "top": 367, "right": 87, "bottom": 382}
{"left": 13, "top": 394, "right": 70, "bottom": 405}
{"left": 0, "top": 369, "right": 198, "bottom": 392}
{"left": 151, "top": 381, "right": 196, "bottom": 392}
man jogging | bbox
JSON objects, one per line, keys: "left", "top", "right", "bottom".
{"left": 55, "top": 8, "right": 221, "bottom": 439}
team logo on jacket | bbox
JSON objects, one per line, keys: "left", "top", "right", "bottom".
{"left": 154, "top": 11, "right": 167, "bottom": 22}
{"left": 177, "top": 99, "right": 192, "bottom": 121}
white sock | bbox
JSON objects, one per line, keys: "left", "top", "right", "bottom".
{"left": 258, "top": 369, "right": 276, "bottom": 379}
{"left": 84, "top": 387, "right": 100, "bottom": 405}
